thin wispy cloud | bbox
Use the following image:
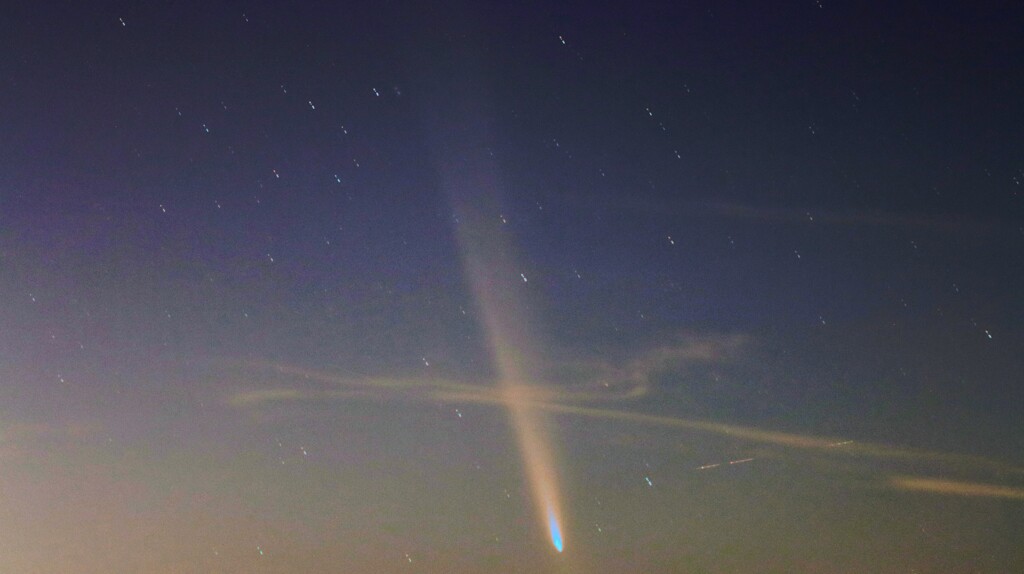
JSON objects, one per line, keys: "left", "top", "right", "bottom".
{"left": 702, "top": 201, "right": 1000, "bottom": 234}
{"left": 225, "top": 334, "right": 747, "bottom": 408}
{"left": 890, "top": 476, "right": 1024, "bottom": 500}
{"left": 222, "top": 334, "right": 1022, "bottom": 478}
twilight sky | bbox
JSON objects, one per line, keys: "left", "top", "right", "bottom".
{"left": 1, "top": 1, "right": 1023, "bottom": 572}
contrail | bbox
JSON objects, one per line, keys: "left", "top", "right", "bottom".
{"left": 890, "top": 476, "right": 1024, "bottom": 500}
{"left": 226, "top": 363, "right": 1024, "bottom": 477}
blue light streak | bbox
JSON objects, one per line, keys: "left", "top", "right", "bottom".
{"left": 548, "top": 508, "right": 563, "bottom": 553}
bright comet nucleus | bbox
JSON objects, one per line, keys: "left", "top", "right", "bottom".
{"left": 548, "top": 507, "right": 564, "bottom": 552}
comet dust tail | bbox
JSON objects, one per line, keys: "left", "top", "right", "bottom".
{"left": 428, "top": 95, "right": 569, "bottom": 556}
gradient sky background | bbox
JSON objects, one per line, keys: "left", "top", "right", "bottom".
{"left": 1, "top": 1, "right": 1023, "bottom": 572}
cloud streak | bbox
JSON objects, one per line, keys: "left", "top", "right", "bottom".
{"left": 890, "top": 476, "right": 1024, "bottom": 500}
{"left": 225, "top": 334, "right": 745, "bottom": 408}
{"left": 702, "top": 201, "right": 1002, "bottom": 234}
{"left": 222, "top": 336, "right": 1022, "bottom": 477}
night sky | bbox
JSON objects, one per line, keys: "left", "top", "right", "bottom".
{"left": 2, "top": 1, "right": 1023, "bottom": 572}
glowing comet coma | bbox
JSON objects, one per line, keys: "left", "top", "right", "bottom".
{"left": 548, "top": 507, "right": 564, "bottom": 553}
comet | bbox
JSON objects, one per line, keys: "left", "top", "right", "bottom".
{"left": 429, "top": 100, "right": 568, "bottom": 555}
